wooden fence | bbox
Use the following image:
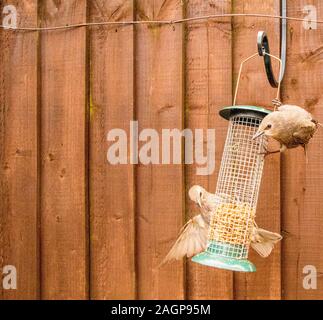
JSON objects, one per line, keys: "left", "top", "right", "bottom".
{"left": 0, "top": 0, "right": 322, "bottom": 300}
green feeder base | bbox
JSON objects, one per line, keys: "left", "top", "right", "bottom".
{"left": 192, "top": 252, "right": 256, "bottom": 272}
{"left": 192, "top": 241, "right": 256, "bottom": 272}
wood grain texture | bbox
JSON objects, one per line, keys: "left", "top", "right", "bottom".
{"left": 232, "top": 0, "right": 281, "bottom": 300}
{"left": 0, "top": 0, "right": 39, "bottom": 299}
{"left": 281, "top": 0, "right": 323, "bottom": 300}
{"left": 185, "top": 0, "right": 233, "bottom": 300}
{"left": 136, "top": 0, "right": 185, "bottom": 299}
{"left": 1, "top": 0, "right": 323, "bottom": 300}
{"left": 40, "top": 0, "right": 88, "bottom": 299}
{"left": 89, "top": 0, "right": 135, "bottom": 299}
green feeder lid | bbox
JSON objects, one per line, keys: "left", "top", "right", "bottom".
{"left": 219, "top": 105, "right": 272, "bottom": 121}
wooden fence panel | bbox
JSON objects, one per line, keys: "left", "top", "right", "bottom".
{"left": 232, "top": 0, "right": 281, "bottom": 300}
{"left": 185, "top": 0, "right": 233, "bottom": 300}
{"left": 40, "top": 0, "right": 88, "bottom": 299}
{"left": 89, "top": 0, "right": 136, "bottom": 300}
{"left": 0, "top": 0, "right": 39, "bottom": 299}
{"left": 136, "top": 0, "right": 185, "bottom": 299}
{"left": 282, "top": 0, "right": 323, "bottom": 299}
{"left": 1, "top": 0, "right": 323, "bottom": 301}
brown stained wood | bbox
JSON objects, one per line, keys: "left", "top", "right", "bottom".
{"left": 136, "top": 0, "right": 185, "bottom": 299}
{"left": 185, "top": 0, "right": 233, "bottom": 300}
{"left": 40, "top": 0, "right": 88, "bottom": 299}
{"left": 89, "top": 0, "right": 135, "bottom": 299}
{"left": 282, "top": 0, "right": 323, "bottom": 300}
{"left": 0, "top": 0, "right": 39, "bottom": 300}
{"left": 0, "top": 0, "right": 322, "bottom": 301}
{"left": 232, "top": 0, "right": 281, "bottom": 300}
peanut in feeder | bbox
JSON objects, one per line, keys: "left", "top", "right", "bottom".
{"left": 192, "top": 35, "right": 283, "bottom": 272}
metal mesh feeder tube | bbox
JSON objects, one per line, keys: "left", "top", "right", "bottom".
{"left": 192, "top": 106, "right": 271, "bottom": 272}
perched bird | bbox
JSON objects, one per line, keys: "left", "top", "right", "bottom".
{"left": 253, "top": 104, "right": 321, "bottom": 157}
{"left": 161, "top": 186, "right": 282, "bottom": 265}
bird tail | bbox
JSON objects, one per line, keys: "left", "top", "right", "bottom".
{"left": 159, "top": 215, "right": 208, "bottom": 267}
{"left": 250, "top": 228, "right": 283, "bottom": 258}
{"left": 303, "top": 144, "right": 309, "bottom": 164}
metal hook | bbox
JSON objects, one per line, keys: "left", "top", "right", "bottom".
{"left": 257, "top": 31, "right": 278, "bottom": 87}
{"left": 257, "top": 0, "right": 287, "bottom": 88}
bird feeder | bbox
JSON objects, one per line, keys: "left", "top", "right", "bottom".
{"left": 192, "top": 106, "right": 270, "bottom": 272}
{"left": 192, "top": 33, "right": 282, "bottom": 272}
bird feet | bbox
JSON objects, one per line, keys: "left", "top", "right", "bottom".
{"left": 259, "top": 144, "right": 286, "bottom": 157}
{"left": 258, "top": 146, "right": 281, "bottom": 157}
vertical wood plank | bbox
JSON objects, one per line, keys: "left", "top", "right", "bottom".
{"left": 185, "top": 0, "right": 233, "bottom": 300}
{"left": 0, "top": 0, "right": 39, "bottom": 299}
{"left": 232, "top": 0, "right": 281, "bottom": 300}
{"left": 40, "top": 0, "right": 88, "bottom": 299}
{"left": 89, "top": 0, "right": 135, "bottom": 299}
{"left": 136, "top": 0, "right": 185, "bottom": 299}
{"left": 282, "top": 0, "right": 323, "bottom": 300}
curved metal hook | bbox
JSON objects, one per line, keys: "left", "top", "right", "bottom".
{"left": 257, "top": 31, "right": 279, "bottom": 88}
{"left": 257, "top": 1, "right": 286, "bottom": 88}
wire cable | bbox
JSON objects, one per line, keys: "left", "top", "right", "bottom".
{"left": 0, "top": 13, "right": 322, "bottom": 32}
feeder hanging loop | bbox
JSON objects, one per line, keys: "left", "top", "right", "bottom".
{"left": 233, "top": 46, "right": 283, "bottom": 106}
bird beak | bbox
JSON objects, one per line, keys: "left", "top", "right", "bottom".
{"left": 252, "top": 130, "right": 265, "bottom": 140}
{"left": 197, "top": 198, "right": 202, "bottom": 208}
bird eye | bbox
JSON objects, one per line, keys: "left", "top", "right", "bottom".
{"left": 266, "top": 124, "right": 272, "bottom": 129}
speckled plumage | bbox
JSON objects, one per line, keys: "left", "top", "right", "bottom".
{"left": 254, "top": 104, "right": 319, "bottom": 154}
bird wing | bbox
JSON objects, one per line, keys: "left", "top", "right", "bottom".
{"left": 250, "top": 228, "right": 282, "bottom": 258}
{"left": 278, "top": 105, "right": 312, "bottom": 120}
{"left": 251, "top": 242, "right": 274, "bottom": 258}
{"left": 205, "top": 192, "right": 232, "bottom": 209}
{"left": 160, "top": 214, "right": 208, "bottom": 266}
{"left": 292, "top": 122, "right": 317, "bottom": 145}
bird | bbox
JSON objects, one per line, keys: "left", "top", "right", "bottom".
{"left": 253, "top": 104, "right": 321, "bottom": 157}
{"left": 161, "top": 185, "right": 282, "bottom": 265}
